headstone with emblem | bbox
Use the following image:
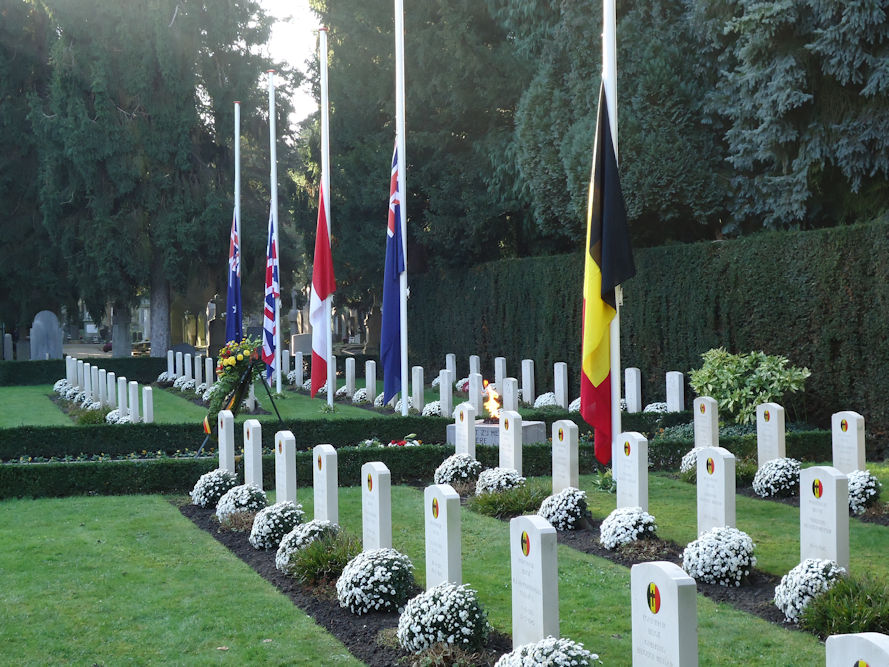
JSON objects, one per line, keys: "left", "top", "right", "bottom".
{"left": 365, "top": 360, "right": 376, "bottom": 402}
{"left": 313, "top": 444, "right": 338, "bottom": 524}
{"left": 756, "top": 403, "right": 786, "bottom": 467}
{"left": 617, "top": 432, "right": 649, "bottom": 511}
{"left": 142, "top": 386, "right": 154, "bottom": 423}
{"left": 554, "top": 362, "right": 568, "bottom": 409}
{"left": 218, "top": 410, "right": 235, "bottom": 474}
{"left": 494, "top": 356, "right": 506, "bottom": 389}
{"left": 509, "top": 515, "right": 558, "bottom": 648}
{"left": 693, "top": 397, "right": 719, "bottom": 448}
{"left": 412, "top": 365, "right": 424, "bottom": 411}
{"left": 362, "top": 461, "right": 392, "bottom": 550}
{"left": 631, "top": 561, "right": 698, "bottom": 667}
{"left": 439, "top": 369, "right": 453, "bottom": 419}
{"left": 243, "top": 419, "right": 263, "bottom": 489}
{"left": 424, "top": 484, "right": 461, "bottom": 589}
{"left": 625, "top": 367, "right": 642, "bottom": 413}
{"left": 454, "top": 402, "right": 477, "bottom": 459}
{"left": 666, "top": 371, "right": 685, "bottom": 412}
{"left": 551, "top": 420, "right": 579, "bottom": 494}
{"left": 831, "top": 411, "right": 865, "bottom": 474}
{"left": 696, "top": 446, "right": 735, "bottom": 535}
{"left": 469, "top": 372, "right": 483, "bottom": 414}
{"left": 825, "top": 632, "right": 889, "bottom": 666}
{"left": 128, "top": 381, "right": 140, "bottom": 422}
{"left": 499, "top": 410, "right": 523, "bottom": 474}
{"left": 502, "top": 377, "right": 519, "bottom": 412}
{"left": 800, "top": 465, "right": 849, "bottom": 569}
{"left": 275, "top": 430, "right": 297, "bottom": 504}
{"left": 521, "top": 359, "right": 535, "bottom": 406}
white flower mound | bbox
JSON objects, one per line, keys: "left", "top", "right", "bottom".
{"left": 335, "top": 384, "right": 351, "bottom": 399}
{"left": 533, "top": 392, "right": 559, "bottom": 409}
{"left": 189, "top": 468, "right": 238, "bottom": 508}
{"left": 374, "top": 392, "right": 386, "bottom": 407}
{"left": 643, "top": 402, "right": 669, "bottom": 413}
{"left": 475, "top": 467, "right": 526, "bottom": 495}
{"left": 336, "top": 548, "right": 414, "bottom": 615}
{"left": 173, "top": 375, "right": 188, "bottom": 389}
{"left": 434, "top": 454, "right": 483, "bottom": 486}
{"left": 275, "top": 519, "right": 339, "bottom": 572}
{"left": 195, "top": 382, "right": 208, "bottom": 395}
{"left": 394, "top": 396, "right": 414, "bottom": 412}
{"left": 397, "top": 582, "right": 490, "bottom": 653}
{"left": 848, "top": 469, "right": 882, "bottom": 515}
{"left": 538, "top": 487, "right": 589, "bottom": 531}
{"left": 682, "top": 526, "right": 756, "bottom": 586}
{"left": 774, "top": 558, "right": 846, "bottom": 623}
{"left": 421, "top": 400, "right": 442, "bottom": 417}
{"left": 495, "top": 636, "right": 599, "bottom": 666}
{"left": 156, "top": 371, "right": 173, "bottom": 384}
{"left": 430, "top": 375, "right": 441, "bottom": 388}
{"left": 65, "top": 387, "right": 79, "bottom": 400}
{"left": 248, "top": 501, "right": 305, "bottom": 550}
{"left": 286, "top": 369, "right": 300, "bottom": 386}
{"left": 215, "top": 483, "right": 268, "bottom": 524}
{"left": 454, "top": 377, "right": 470, "bottom": 392}
{"left": 568, "top": 397, "right": 581, "bottom": 413}
{"left": 752, "top": 457, "right": 800, "bottom": 498}
{"left": 679, "top": 447, "right": 704, "bottom": 474}
{"left": 54, "top": 379, "right": 71, "bottom": 395}
{"left": 351, "top": 387, "right": 369, "bottom": 405}
{"left": 600, "top": 506, "right": 658, "bottom": 550}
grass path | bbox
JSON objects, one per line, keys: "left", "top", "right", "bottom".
{"left": 0, "top": 386, "right": 72, "bottom": 428}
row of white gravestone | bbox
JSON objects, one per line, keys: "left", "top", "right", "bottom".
{"left": 64, "top": 355, "right": 153, "bottom": 423}
{"left": 624, "top": 367, "right": 687, "bottom": 413}
{"left": 165, "top": 350, "right": 216, "bottom": 387}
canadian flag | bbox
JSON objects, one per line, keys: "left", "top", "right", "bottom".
{"left": 309, "top": 187, "right": 335, "bottom": 397}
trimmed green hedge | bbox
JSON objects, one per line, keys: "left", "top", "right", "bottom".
{"left": 0, "top": 357, "right": 167, "bottom": 386}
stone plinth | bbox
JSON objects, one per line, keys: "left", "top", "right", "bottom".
{"left": 446, "top": 419, "right": 545, "bottom": 447}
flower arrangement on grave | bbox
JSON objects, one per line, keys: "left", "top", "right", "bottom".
{"left": 206, "top": 336, "right": 264, "bottom": 425}
{"left": 335, "top": 384, "right": 351, "bottom": 399}
{"left": 434, "top": 454, "right": 483, "bottom": 488}
{"left": 189, "top": 468, "right": 238, "bottom": 508}
{"left": 848, "top": 469, "right": 882, "bottom": 515}
{"left": 335, "top": 548, "right": 415, "bottom": 615}
{"left": 774, "top": 558, "right": 846, "bottom": 623}
{"left": 455, "top": 377, "right": 470, "bottom": 392}
{"left": 397, "top": 582, "right": 490, "bottom": 653}
{"left": 495, "top": 636, "right": 600, "bottom": 666}
{"left": 172, "top": 375, "right": 188, "bottom": 389}
{"left": 276, "top": 519, "right": 339, "bottom": 572}
{"left": 533, "top": 392, "right": 559, "bottom": 409}
{"left": 599, "top": 506, "right": 658, "bottom": 550}
{"left": 537, "top": 487, "right": 591, "bottom": 531}
{"left": 568, "top": 397, "right": 581, "bottom": 412}
{"left": 679, "top": 447, "right": 704, "bottom": 475}
{"left": 475, "top": 467, "right": 526, "bottom": 495}
{"left": 195, "top": 382, "right": 208, "bottom": 396}
{"left": 179, "top": 379, "right": 196, "bottom": 393}
{"left": 682, "top": 526, "right": 756, "bottom": 586}
{"left": 374, "top": 391, "right": 386, "bottom": 407}
{"left": 431, "top": 375, "right": 441, "bottom": 388}
{"left": 643, "top": 402, "right": 668, "bottom": 413}
{"left": 351, "top": 387, "right": 369, "bottom": 404}
{"left": 53, "top": 379, "right": 70, "bottom": 395}
{"left": 752, "top": 457, "right": 800, "bottom": 498}
{"left": 286, "top": 369, "right": 300, "bottom": 386}
{"left": 421, "top": 400, "right": 442, "bottom": 417}
{"left": 356, "top": 433, "right": 421, "bottom": 448}
{"left": 104, "top": 409, "right": 132, "bottom": 425}
{"left": 394, "top": 396, "right": 414, "bottom": 413}
{"left": 64, "top": 387, "right": 79, "bottom": 401}
{"left": 248, "top": 501, "right": 305, "bottom": 550}
{"left": 156, "top": 371, "right": 174, "bottom": 386}
{"left": 215, "top": 483, "right": 268, "bottom": 527}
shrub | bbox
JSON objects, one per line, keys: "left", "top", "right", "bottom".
{"left": 475, "top": 467, "right": 525, "bottom": 495}
{"left": 495, "top": 636, "right": 599, "bottom": 666}
{"left": 848, "top": 469, "right": 882, "bottom": 515}
{"left": 752, "top": 458, "right": 800, "bottom": 498}
{"left": 600, "top": 506, "right": 658, "bottom": 550}
{"left": 276, "top": 519, "right": 340, "bottom": 573}
{"left": 434, "top": 454, "right": 483, "bottom": 490}
{"left": 590, "top": 469, "right": 617, "bottom": 494}
{"left": 336, "top": 548, "right": 415, "bottom": 615}
{"left": 774, "top": 558, "right": 846, "bottom": 623}
{"left": 468, "top": 484, "right": 549, "bottom": 520}
{"left": 682, "top": 526, "right": 757, "bottom": 587}
{"left": 248, "top": 501, "right": 304, "bottom": 550}
{"left": 537, "top": 487, "right": 590, "bottom": 530}
{"left": 397, "top": 583, "right": 490, "bottom": 653}
{"left": 800, "top": 574, "right": 889, "bottom": 638}
{"left": 215, "top": 483, "right": 268, "bottom": 527}
{"left": 189, "top": 468, "right": 238, "bottom": 508}
{"left": 287, "top": 532, "right": 361, "bottom": 585}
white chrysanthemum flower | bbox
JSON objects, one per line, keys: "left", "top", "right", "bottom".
{"left": 533, "top": 392, "right": 559, "bottom": 409}
{"left": 682, "top": 526, "right": 756, "bottom": 586}
{"left": 600, "top": 506, "right": 658, "bottom": 550}
{"left": 568, "top": 397, "right": 581, "bottom": 413}
{"left": 774, "top": 558, "right": 846, "bottom": 623}
{"left": 537, "top": 487, "right": 590, "bottom": 531}
{"left": 189, "top": 468, "right": 238, "bottom": 508}
{"left": 475, "top": 467, "right": 525, "bottom": 495}
{"left": 680, "top": 447, "right": 704, "bottom": 474}
{"left": 848, "top": 469, "right": 882, "bottom": 515}
{"left": 215, "top": 483, "right": 268, "bottom": 524}
{"left": 643, "top": 402, "right": 668, "bottom": 413}
{"left": 495, "top": 636, "right": 599, "bottom": 666}
{"left": 421, "top": 400, "right": 442, "bottom": 417}
{"left": 397, "top": 583, "right": 490, "bottom": 653}
{"left": 104, "top": 409, "right": 121, "bottom": 424}
{"left": 276, "top": 519, "right": 339, "bottom": 572}
{"left": 752, "top": 458, "right": 800, "bottom": 498}
{"left": 336, "top": 548, "right": 414, "bottom": 615}
{"left": 248, "top": 501, "right": 304, "bottom": 550}
{"left": 434, "top": 454, "right": 483, "bottom": 486}
{"left": 351, "top": 387, "right": 369, "bottom": 404}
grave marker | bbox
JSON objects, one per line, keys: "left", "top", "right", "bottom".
{"left": 616, "top": 432, "right": 649, "bottom": 512}
{"left": 554, "top": 362, "right": 568, "bottom": 409}
{"left": 175, "top": 351, "right": 183, "bottom": 377}
{"left": 295, "top": 351, "right": 304, "bottom": 387}
{"left": 243, "top": 420, "right": 263, "bottom": 489}
{"left": 2, "top": 333, "right": 12, "bottom": 361}
{"left": 439, "top": 369, "right": 453, "bottom": 419}
{"left": 499, "top": 410, "right": 523, "bottom": 474}
{"left": 281, "top": 349, "right": 291, "bottom": 376}
{"left": 825, "top": 632, "right": 889, "bottom": 666}
{"left": 117, "top": 377, "right": 128, "bottom": 417}
{"left": 142, "top": 386, "right": 154, "bottom": 423}
{"left": 83, "top": 363, "right": 92, "bottom": 398}
{"left": 469, "top": 355, "right": 480, "bottom": 376}
{"left": 469, "top": 372, "right": 483, "bottom": 414}
{"left": 66, "top": 356, "right": 75, "bottom": 384}
{"left": 424, "top": 484, "right": 461, "bottom": 589}
{"left": 106, "top": 372, "right": 117, "bottom": 408}
{"left": 77, "top": 360, "right": 84, "bottom": 389}
{"left": 97, "top": 369, "right": 107, "bottom": 404}
{"left": 166, "top": 350, "right": 174, "bottom": 376}
{"left": 446, "top": 353, "right": 456, "bottom": 379}
{"left": 625, "top": 367, "right": 642, "bottom": 413}
{"left": 204, "top": 357, "right": 215, "bottom": 385}
{"left": 218, "top": 410, "right": 235, "bottom": 474}
{"left": 831, "top": 411, "right": 865, "bottom": 474}
{"left": 502, "top": 377, "right": 519, "bottom": 412}
{"left": 128, "top": 381, "right": 140, "bottom": 422}
{"left": 313, "top": 444, "right": 338, "bottom": 524}
{"left": 666, "top": 371, "right": 685, "bottom": 412}
{"left": 275, "top": 430, "right": 297, "bottom": 504}
{"left": 29, "top": 310, "right": 63, "bottom": 359}
{"left": 365, "top": 360, "right": 377, "bottom": 402}
{"left": 521, "top": 359, "right": 535, "bottom": 406}
{"left": 194, "top": 355, "right": 202, "bottom": 385}
{"left": 494, "top": 357, "right": 506, "bottom": 389}
{"left": 631, "top": 561, "right": 698, "bottom": 667}
{"left": 454, "top": 403, "right": 477, "bottom": 459}
{"left": 412, "top": 365, "right": 424, "bottom": 411}
{"left": 756, "top": 403, "right": 786, "bottom": 467}
{"left": 696, "top": 446, "right": 735, "bottom": 535}
{"left": 361, "top": 461, "right": 392, "bottom": 550}
{"left": 345, "top": 357, "right": 356, "bottom": 397}
{"left": 693, "top": 397, "right": 719, "bottom": 448}
{"left": 90, "top": 367, "right": 99, "bottom": 401}
{"left": 800, "top": 466, "right": 849, "bottom": 569}
{"left": 509, "top": 515, "right": 558, "bottom": 648}
{"left": 551, "top": 420, "right": 579, "bottom": 494}
{"left": 184, "top": 353, "right": 193, "bottom": 381}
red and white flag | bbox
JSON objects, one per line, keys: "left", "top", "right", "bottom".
{"left": 262, "top": 207, "right": 280, "bottom": 382}
{"left": 309, "top": 187, "right": 335, "bottom": 397}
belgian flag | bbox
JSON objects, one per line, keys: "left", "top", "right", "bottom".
{"left": 580, "top": 82, "right": 635, "bottom": 465}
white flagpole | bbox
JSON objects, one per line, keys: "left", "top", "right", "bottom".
{"left": 603, "top": 0, "right": 622, "bottom": 458}
{"left": 320, "top": 27, "right": 334, "bottom": 407}
{"left": 394, "top": 0, "right": 409, "bottom": 416}
{"left": 268, "top": 70, "right": 282, "bottom": 394}
{"left": 234, "top": 99, "right": 241, "bottom": 332}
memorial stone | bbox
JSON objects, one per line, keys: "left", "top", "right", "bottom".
{"left": 469, "top": 355, "right": 480, "bottom": 376}
{"left": 107, "top": 372, "right": 117, "bottom": 408}
{"left": 439, "top": 369, "right": 453, "bottom": 418}
{"left": 361, "top": 461, "right": 392, "bottom": 550}
{"left": 29, "top": 311, "right": 63, "bottom": 359}
{"left": 616, "top": 432, "right": 649, "bottom": 511}
{"left": 551, "top": 420, "right": 579, "bottom": 494}
{"left": 502, "top": 377, "right": 519, "bottom": 412}
{"left": 205, "top": 357, "right": 215, "bottom": 385}
{"left": 554, "top": 362, "right": 569, "bottom": 409}
{"left": 696, "top": 446, "right": 735, "bottom": 535}
{"left": 625, "top": 367, "right": 642, "bottom": 413}
{"left": 521, "top": 359, "right": 535, "bottom": 406}
{"left": 218, "top": 410, "right": 235, "bottom": 474}
{"left": 365, "top": 360, "right": 376, "bottom": 401}
{"left": 166, "top": 350, "right": 175, "bottom": 376}
{"left": 142, "top": 386, "right": 154, "bottom": 423}
{"left": 756, "top": 403, "right": 786, "bottom": 467}
{"left": 412, "top": 366, "right": 424, "bottom": 411}
{"left": 424, "top": 484, "right": 461, "bottom": 589}
{"left": 90, "top": 367, "right": 99, "bottom": 400}
{"left": 666, "top": 371, "right": 685, "bottom": 412}
{"left": 77, "top": 360, "right": 84, "bottom": 389}
{"left": 97, "top": 369, "right": 106, "bottom": 404}
{"left": 631, "top": 561, "right": 698, "bottom": 667}
{"left": 494, "top": 357, "right": 506, "bottom": 389}
{"left": 2, "top": 333, "right": 12, "bottom": 361}
{"left": 184, "top": 353, "right": 193, "bottom": 381}
{"left": 454, "top": 403, "right": 477, "bottom": 459}
{"left": 65, "top": 356, "right": 74, "bottom": 384}
{"left": 313, "top": 444, "right": 338, "bottom": 524}
{"left": 445, "top": 353, "right": 456, "bottom": 379}
{"left": 83, "top": 363, "right": 92, "bottom": 398}
{"left": 499, "top": 410, "right": 523, "bottom": 474}
{"left": 281, "top": 349, "right": 291, "bottom": 376}
{"left": 831, "top": 411, "right": 865, "bottom": 474}
{"left": 693, "top": 397, "right": 719, "bottom": 448}
{"left": 295, "top": 351, "right": 304, "bottom": 387}
{"left": 117, "top": 376, "right": 128, "bottom": 417}
{"left": 194, "top": 355, "right": 202, "bottom": 385}
{"left": 243, "top": 420, "right": 263, "bottom": 489}
{"left": 509, "top": 515, "right": 558, "bottom": 648}
{"left": 800, "top": 466, "right": 849, "bottom": 569}
{"left": 825, "top": 632, "right": 889, "bottom": 666}
{"left": 469, "top": 372, "right": 483, "bottom": 414}
{"left": 345, "top": 357, "right": 356, "bottom": 397}
{"left": 275, "top": 430, "right": 297, "bottom": 504}
{"left": 175, "top": 351, "right": 183, "bottom": 377}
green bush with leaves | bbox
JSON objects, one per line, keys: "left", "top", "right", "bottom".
{"left": 467, "top": 484, "right": 549, "bottom": 519}
{"left": 287, "top": 532, "right": 362, "bottom": 586}
{"left": 689, "top": 348, "right": 810, "bottom": 424}
{"left": 801, "top": 574, "right": 889, "bottom": 639}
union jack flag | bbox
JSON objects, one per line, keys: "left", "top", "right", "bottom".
{"left": 262, "top": 208, "right": 279, "bottom": 382}
{"left": 380, "top": 145, "right": 405, "bottom": 404}
{"left": 224, "top": 209, "right": 242, "bottom": 343}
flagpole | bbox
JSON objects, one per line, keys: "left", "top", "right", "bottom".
{"left": 603, "top": 0, "right": 622, "bottom": 457}
{"left": 234, "top": 100, "right": 241, "bottom": 344}
{"left": 394, "top": 0, "right": 409, "bottom": 416}
{"left": 320, "top": 27, "right": 334, "bottom": 407}
{"left": 268, "top": 70, "right": 282, "bottom": 394}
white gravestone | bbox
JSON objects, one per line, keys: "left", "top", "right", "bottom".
{"left": 345, "top": 357, "right": 356, "bottom": 397}
{"left": 184, "top": 353, "right": 193, "bottom": 381}
{"left": 509, "top": 515, "right": 558, "bottom": 648}
{"left": 365, "top": 360, "right": 376, "bottom": 400}
{"left": 106, "top": 372, "right": 116, "bottom": 408}
{"left": 281, "top": 349, "right": 291, "bottom": 376}
{"left": 693, "top": 397, "right": 719, "bottom": 448}
{"left": 361, "top": 461, "right": 392, "bottom": 550}
{"left": 521, "top": 359, "right": 535, "bottom": 406}
{"left": 294, "top": 351, "right": 304, "bottom": 387}
{"left": 800, "top": 466, "right": 849, "bottom": 570}
{"left": 696, "top": 446, "right": 735, "bottom": 535}
{"left": 439, "top": 369, "right": 453, "bottom": 419}
{"left": 412, "top": 365, "right": 424, "bottom": 412}
{"left": 617, "top": 432, "right": 649, "bottom": 512}
{"left": 245, "top": 382, "right": 255, "bottom": 412}
{"left": 2, "top": 333, "right": 12, "bottom": 361}
{"left": 554, "top": 362, "right": 568, "bottom": 409}
{"left": 90, "top": 367, "right": 99, "bottom": 401}
{"left": 97, "top": 369, "right": 106, "bottom": 404}
{"left": 128, "top": 381, "right": 140, "bottom": 422}
{"left": 469, "top": 372, "right": 483, "bottom": 414}
{"left": 831, "top": 411, "right": 865, "bottom": 474}
{"left": 65, "top": 356, "right": 75, "bottom": 384}
{"left": 83, "top": 363, "right": 92, "bottom": 399}
{"left": 494, "top": 357, "right": 506, "bottom": 389}
{"left": 275, "top": 430, "right": 297, "bottom": 504}
{"left": 117, "top": 377, "right": 128, "bottom": 417}
{"left": 204, "top": 357, "right": 215, "bottom": 385}
{"left": 194, "top": 355, "right": 202, "bottom": 385}
{"left": 77, "top": 360, "right": 84, "bottom": 389}
{"left": 243, "top": 420, "right": 263, "bottom": 489}
{"left": 756, "top": 402, "right": 786, "bottom": 467}
{"left": 551, "top": 420, "right": 579, "bottom": 494}
{"left": 826, "top": 632, "right": 889, "bottom": 666}
{"left": 313, "top": 444, "right": 338, "bottom": 524}
{"left": 469, "top": 354, "right": 480, "bottom": 376}
{"left": 631, "top": 561, "right": 698, "bottom": 667}
{"left": 217, "top": 410, "right": 235, "bottom": 474}
{"left": 175, "top": 351, "right": 183, "bottom": 377}
{"left": 142, "top": 386, "right": 154, "bottom": 423}
{"left": 454, "top": 403, "right": 477, "bottom": 459}
{"left": 502, "top": 377, "right": 519, "bottom": 412}
{"left": 499, "top": 410, "right": 523, "bottom": 474}
{"left": 446, "top": 353, "right": 456, "bottom": 379}
{"left": 666, "top": 371, "right": 685, "bottom": 412}
{"left": 166, "top": 350, "right": 174, "bottom": 376}
{"left": 625, "top": 367, "right": 642, "bottom": 413}
{"left": 424, "top": 484, "right": 461, "bottom": 589}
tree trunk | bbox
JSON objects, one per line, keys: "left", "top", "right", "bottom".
{"left": 111, "top": 303, "right": 132, "bottom": 358}
{"left": 150, "top": 268, "right": 171, "bottom": 357}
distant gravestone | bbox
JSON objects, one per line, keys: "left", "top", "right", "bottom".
{"left": 469, "top": 354, "right": 480, "bottom": 376}
{"left": 90, "top": 367, "right": 99, "bottom": 400}
{"left": 117, "top": 376, "right": 128, "bottom": 417}
{"left": 194, "top": 355, "right": 203, "bottom": 385}
{"left": 275, "top": 430, "right": 297, "bottom": 504}
{"left": 175, "top": 351, "right": 183, "bottom": 377}
{"left": 800, "top": 466, "right": 849, "bottom": 570}
{"left": 83, "top": 363, "right": 92, "bottom": 398}
{"left": 166, "top": 350, "right": 174, "bottom": 376}
{"left": 499, "top": 410, "right": 523, "bottom": 474}
{"left": 184, "top": 353, "right": 193, "bottom": 381}
{"left": 142, "top": 386, "right": 154, "bottom": 423}
{"left": 831, "top": 411, "right": 865, "bottom": 474}
{"left": 825, "top": 632, "right": 889, "bottom": 666}
{"left": 106, "top": 372, "right": 117, "bottom": 408}
{"left": 345, "top": 357, "right": 356, "bottom": 397}
{"left": 625, "top": 367, "right": 642, "bottom": 413}
{"left": 365, "top": 360, "right": 376, "bottom": 402}
{"left": 128, "top": 381, "right": 140, "bottom": 422}
{"left": 494, "top": 357, "right": 506, "bottom": 389}
{"left": 65, "top": 356, "right": 75, "bottom": 384}
{"left": 204, "top": 357, "right": 215, "bottom": 385}
{"left": 756, "top": 403, "right": 786, "bottom": 467}
{"left": 446, "top": 353, "right": 456, "bottom": 379}
{"left": 208, "top": 319, "right": 226, "bottom": 355}
{"left": 362, "top": 461, "right": 392, "bottom": 550}
{"left": 294, "top": 351, "right": 304, "bottom": 387}
{"left": 693, "top": 397, "right": 719, "bottom": 448}
{"left": 243, "top": 420, "right": 263, "bottom": 489}
{"left": 30, "top": 311, "right": 63, "bottom": 359}
{"left": 412, "top": 365, "right": 424, "bottom": 411}
{"left": 551, "top": 420, "right": 579, "bottom": 494}
{"left": 521, "top": 359, "right": 535, "bottom": 406}
{"left": 425, "top": 484, "right": 461, "bottom": 589}
{"left": 97, "top": 369, "right": 107, "bottom": 404}
{"left": 313, "top": 444, "right": 338, "bottom": 524}
{"left": 454, "top": 403, "right": 477, "bottom": 459}
{"left": 696, "top": 446, "right": 735, "bottom": 535}
{"left": 502, "top": 377, "right": 519, "bottom": 412}
{"left": 469, "top": 372, "right": 483, "bottom": 414}
{"left": 617, "top": 432, "right": 649, "bottom": 512}
{"left": 554, "top": 362, "right": 568, "bottom": 409}
{"left": 2, "top": 333, "right": 12, "bottom": 361}
{"left": 280, "top": 349, "right": 291, "bottom": 376}
{"left": 218, "top": 410, "right": 235, "bottom": 474}
{"left": 509, "top": 515, "right": 558, "bottom": 648}
{"left": 439, "top": 369, "right": 453, "bottom": 419}
{"left": 77, "top": 360, "right": 84, "bottom": 389}
{"left": 666, "top": 371, "right": 685, "bottom": 412}
{"left": 631, "top": 561, "right": 698, "bottom": 666}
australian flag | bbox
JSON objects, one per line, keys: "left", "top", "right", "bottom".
{"left": 224, "top": 209, "right": 242, "bottom": 343}
{"left": 262, "top": 208, "right": 279, "bottom": 382}
{"left": 381, "top": 145, "right": 405, "bottom": 404}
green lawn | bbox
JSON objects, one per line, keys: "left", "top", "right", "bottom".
{"left": 0, "top": 386, "right": 73, "bottom": 428}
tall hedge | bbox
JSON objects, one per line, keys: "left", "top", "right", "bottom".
{"left": 0, "top": 357, "right": 166, "bottom": 386}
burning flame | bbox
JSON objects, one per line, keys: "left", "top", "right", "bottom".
{"left": 483, "top": 379, "right": 501, "bottom": 420}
